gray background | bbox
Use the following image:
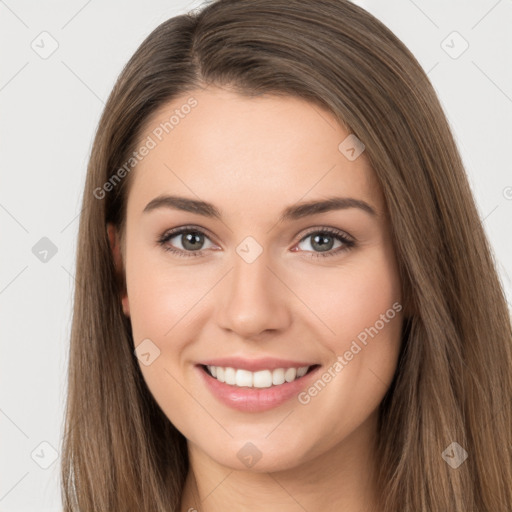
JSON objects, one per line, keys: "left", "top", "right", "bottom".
{"left": 1, "top": 0, "right": 511, "bottom": 510}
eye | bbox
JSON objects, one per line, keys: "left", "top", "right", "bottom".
{"left": 294, "top": 227, "right": 355, "bottom": 258}
{"left": 157, "top": 225, "right": 217, "bottom": 258}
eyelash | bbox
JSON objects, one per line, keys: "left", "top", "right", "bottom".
{"left": 157, "top": 225, "right": 356, "bottom": 259}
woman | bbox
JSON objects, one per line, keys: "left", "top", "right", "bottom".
{"left": 61, "top": 0, "right": 512, "bottom": 510}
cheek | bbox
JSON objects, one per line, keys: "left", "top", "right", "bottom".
{"left": 124, "top": 239, "right": 204, "bottom": 345}
{"left": 124, "top": 248, "right": 202, "bottom": 430}
{"left": 293, "top": 245, "right": 403, "bottom": 419}
{"left": 295, "top": 244, "right": 402, "bottom": 351}
{"left": 289, "top": 248, "right": 402, "bottom": 449}
{"left": 336, "top": 265, "right": 400, "bottom": 346}
{"left": 125, "top": 254, "right": 164, "bottom": 343}
{"left": 323, "top": 247, "right": 402, "bottom": 400}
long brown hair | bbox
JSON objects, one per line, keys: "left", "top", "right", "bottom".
{"left": 61, "top": 0, "right": 512, "bottom": 510}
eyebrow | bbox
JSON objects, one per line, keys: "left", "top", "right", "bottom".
{"left": 143, "top": 194, "right": 377, "bottom": 221}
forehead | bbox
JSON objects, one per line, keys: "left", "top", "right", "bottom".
{"left": 127, "top": 86, "right": 384, "bottom": 220}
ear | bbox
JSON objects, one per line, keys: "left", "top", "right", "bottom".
{"left": 107, "top": 223, "right": 130, "bottom": 317}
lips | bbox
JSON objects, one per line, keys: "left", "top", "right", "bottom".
{"left": 196, "top": 357, "right": 321, "bottom": 412}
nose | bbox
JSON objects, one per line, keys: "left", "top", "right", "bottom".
{"left": 215, "top": 247, "right": 292, "bottom": 339}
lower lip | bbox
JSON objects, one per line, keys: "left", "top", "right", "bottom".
{"left": 196, "top": 365, "right": 320, "bottom": 412}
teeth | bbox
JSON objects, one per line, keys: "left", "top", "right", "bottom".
{"left": 296, "top": 366, "right": 308, "bottom": 378}
{"left": 236, "top": 369, "right": 253, "bottom": 387}
{"left": 272, "top": 368, "right": 285, "bottom": 385}
{"left": 253, "top": 370, "right": 272, "bottom": 388}
{"left": 284, "top": 368, "right": 297, "bottom": 382}
{"left": 206, "top": 365, "right": 311, "bottom": 388}
{"left": 224, "top": 367, "right": 236, "bottom": 385}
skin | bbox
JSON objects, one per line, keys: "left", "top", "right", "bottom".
{"left": 108, "top": 86, "right": 403, "bottom": 512}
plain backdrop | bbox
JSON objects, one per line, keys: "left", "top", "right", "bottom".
{"left": 1, "top": 0, "right": 511, "bottom": 510}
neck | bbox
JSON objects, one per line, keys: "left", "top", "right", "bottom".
{"left": 180, "top": 411, "right": 381, "bottom": 512}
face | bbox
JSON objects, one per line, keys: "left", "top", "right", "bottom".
{"left": 110, "top": 86, "right": 403, "bottom": 472}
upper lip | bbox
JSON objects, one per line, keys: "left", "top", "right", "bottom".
{"left": 197, "top": 357, "right": 318, "bottom": 372}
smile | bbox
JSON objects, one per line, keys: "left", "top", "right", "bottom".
{"left": 197, "top": 359, "right": 321, "bottom": 412}
{"left": 204, "top": 365, "right": 312, "bottom": 388}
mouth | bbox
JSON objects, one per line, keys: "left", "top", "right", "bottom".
{"left": 196, "top": 359, "right": 321, "bottom": 412}
{"left": 201, "top": 364, "right": 319, "bottom": 388}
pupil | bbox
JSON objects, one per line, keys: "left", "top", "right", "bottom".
{"left": 313, "top": 234, "right": 333, "bottom": 252}
{"left": 183, "top": 232, "right": 203, "bottom": 250}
